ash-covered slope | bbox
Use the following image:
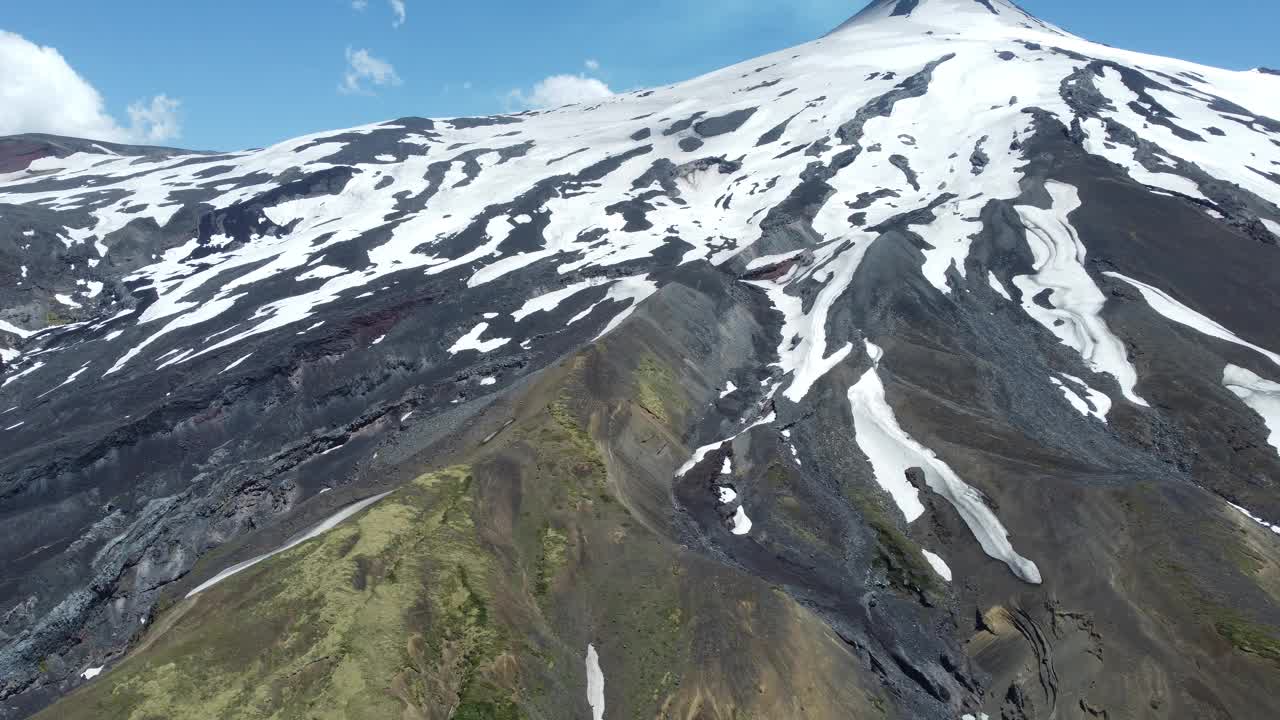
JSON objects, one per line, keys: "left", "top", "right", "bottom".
{"left": 3, "top": 0, "right": 1280, "bottom": 717}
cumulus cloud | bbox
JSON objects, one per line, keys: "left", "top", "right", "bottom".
{"left": 339, "top": 47, "right": 402, "bottom": 95}
{"left": 507, "top": 74, "right": 613, "bottom": 110}
{"left": 125, "top": 95, "right": 182, "bottom": 143}
{"left": 0, "top": 30, "right": 181, "bottom": 143}
{"left": 350, "top": 1, "right": 403, "bottom": 27}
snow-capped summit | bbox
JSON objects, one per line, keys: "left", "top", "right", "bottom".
{"left": 835, "top": 0, "right": 1066, "bottom": 35}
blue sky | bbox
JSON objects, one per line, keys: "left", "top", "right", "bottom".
{"left": 1, "top": 0, "right": 1276, "bottom": 151}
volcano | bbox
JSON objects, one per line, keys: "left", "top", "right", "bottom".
{"left": 3, "top": 1, "right": 1280, "bottom": 718}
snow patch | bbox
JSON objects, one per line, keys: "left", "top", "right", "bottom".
{"left": 586, "top": 276, "right": 661, "bottom": 341}
{"left": 511, "top": 277, "right": 615, "bottom": 322}
{"left": 449, "top": 322, "right": 510, "bottom": 355}
{"left": 848, "top": 340, "right": 1041, "bottom": 584}
{"left": 745, "top": 249, "right": 805, "bottom": 271}
{"left": 1060, "top": 372, "right": 1112, "bottom": 421}
{"left": 219, "top": 353, "right": 253, "bottom": 374}
{"left": 2, "top": 360, "right": 45, "bottom": 388}
{"left": 186, "top": 492, "right": 392, "bottom": 598}
{"left": 729, "top": 505, "right": 753, "bottom": 536}
{"left": 922, "top": 550, "right": 953, "bottom": 582}
{"left": 987, "top": 272, "right": 1012, "bottom": 301}
{"left": 675, "top": 410, "right": 777, "bottom": 477}
{"left": 1228, "top": 501, "right": 1280, "bottom": 536}
{"left": 0, "top": 320, "right": 35, "bottom": 338}
{"left": 1105, "top": 272, "right": 1280, "bottom": 369}
{"left": 586, "top": 644, "right": 606, "bottom": 720}
{"left": 747, "top": 238, "right": 873, "bottom": 403}
{"left": 1224, "top": 364, "right": 1280, "bottom": 454}
{"left": 1050, "top": 374, "right": 1109, "bottom": 423}
{"left": 296, "top": 265, "right": 346, "bottom": 282}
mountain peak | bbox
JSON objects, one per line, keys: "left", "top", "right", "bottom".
{"left": 835, "top": 0, "right": 1063, "bottom": 35}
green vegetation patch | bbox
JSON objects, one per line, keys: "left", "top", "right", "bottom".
{"left": 632, "top": 354, "right": 687, "bottom": 425}
{"left": 1118, "top": 484, "right": 1280, "bottom": 670}
{"left": 534, "top": 524, "right": 568, "bottom": 598}
{"left": 1156, "top": 557, "right": 1280, "bottom": 669}
{"left": 847, "top": 489, "right": 939, "bottom": 603}
{"left": 1215, "top": 612, "right": 1280, "bottom": 666}
{"left": 42, "top": 467, "right": 525, "bottom": 720}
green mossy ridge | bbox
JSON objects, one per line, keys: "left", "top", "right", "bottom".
{"left": 846, "top": 488, "right": 940, "bottom": 602}
{"left": 39, "top": 343, "right": 892, "bottom": 719}
{"left": 522, "top": 360, "right": 689, "bottom": 714}
{"left": 594, "top": 557, "right": 687, "bottom": 714}
{"left": 1122, "top": 485, "right": 1280, "bottom": 670}
{"left": 1214, "top": 614, "right": 1280, "bottom": 666}
{"left": 1156, "top": 557, "right": 1280, "bottom": 669}
{"left": 508, "top": 389, "right": 605, "bottom": 608}
{"left": 632, "top": 354, "right": 687, "bottom": 425}
{"left": 548, "top": 395, "right": 607, "bottom": 489}
{"left": 534, "top": 524, "right": 568, "bottom": 598}
{"left": 40, "top": 468, "right": 526, "bottom": 720}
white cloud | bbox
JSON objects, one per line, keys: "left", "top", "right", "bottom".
{"left": 584, "top": 58, "right": 600, "bottom": 71}
{"left": 125, "top": 95, "right": 181, "bottom": 143}
{"left": 339, "top": 47, "right": 402, "bottom": 95}
{"left": 350, "top": 1, "right": 402, "bottom": 27}
{"left": 0, "top": 30, "right": 181, "bottom": 143}
{"left": 507, "top": 74, "right": 613, "bottom": 110}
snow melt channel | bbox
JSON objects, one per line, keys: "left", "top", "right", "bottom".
{"left": 848, "top": 341, "right": 1041, "bottom": 584}
{"left": 1012, "top": 182, "right": 1147, "bottom": 407}
{"left": 186, "top": 491, "right": 392, "bottom": 598}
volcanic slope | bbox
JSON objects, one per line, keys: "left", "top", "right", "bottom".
{"left": 3, "top": 0, "right": 1280, "bottom": 718}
